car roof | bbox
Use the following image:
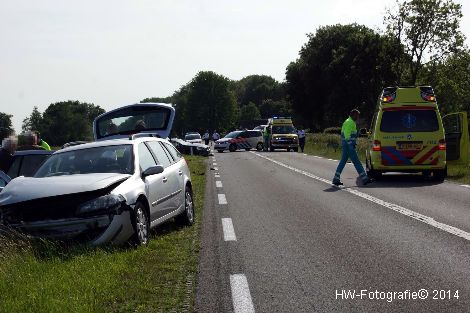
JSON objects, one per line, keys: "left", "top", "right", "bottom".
{"left": 56, "top": 137, "right": 167, "bottom": 154}
{"left": 14, "top": 150, "right": 54, "bottom": 156}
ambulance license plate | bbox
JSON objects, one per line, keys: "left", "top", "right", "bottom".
{"left": 397, "top": 141, "right": 422, "bottom": 151}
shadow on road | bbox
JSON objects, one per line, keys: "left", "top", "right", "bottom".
{"left": 357, "top": 174, "right": 442, "bottom": 189}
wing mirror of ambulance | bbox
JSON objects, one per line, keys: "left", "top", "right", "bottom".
{"left": 359, "top": 128, "right": 369, "bottom": 137}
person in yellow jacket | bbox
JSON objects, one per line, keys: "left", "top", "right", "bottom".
{"left": 332, "top": 109, "right": 372, "bottom": 186}
{"left": 34, "top": 131, "right": 51, "bottom": 150}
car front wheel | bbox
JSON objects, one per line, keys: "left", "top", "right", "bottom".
{"left": 132, "top": 202, "right": 149, "bottom": 245}
{"left": 229, "top": 144, "right": 237, "bottom": 152}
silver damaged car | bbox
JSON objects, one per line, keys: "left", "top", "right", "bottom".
{"left": 0, "top": 137, "right": 194, "bottom": 245}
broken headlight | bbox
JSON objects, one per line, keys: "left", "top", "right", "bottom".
{"left": 77, "top": 194, "right": 125, "bottom": 215}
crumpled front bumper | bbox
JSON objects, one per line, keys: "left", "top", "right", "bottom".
{"left": 4, "top": 210, "right": 135, "bottom": 245}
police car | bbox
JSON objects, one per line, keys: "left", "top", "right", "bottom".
{"left": 215, "top": 130, "right": 264, "bottom": 153}
{"left": 365, "top": 86, "right": 469, "bottom": 181}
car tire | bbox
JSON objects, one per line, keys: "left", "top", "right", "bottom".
{"left": 366, "top": 159, "right": 382, "bottom": 180}
{"left": 176, "top": 189, "right": 195, "bottom": 226}
{"left": 293, "top": 147, "right": 299, "bottom": 152}
{"left": 131, "top": 201, "right": 149, "bottom": 245}
{"left": 229, "top": 144, "right": 237, "bottom": 152}
{"left": 245, "top": 148, "right": 251, "bottom": 151}
{"left": 433, "top": 167, "right": 447, "bottom": 182}
{"left": 217, "top": 150, "right": 224, "bottom": 153}
{"left": 270, "top": 146, "right": 274, "bottom": 152}
{"left": 256, "top": 143, "right": 263, "bottom": 151}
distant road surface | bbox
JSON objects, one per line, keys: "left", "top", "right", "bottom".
{"left": 196, "top": 151, "right": 470, "bottom": 313}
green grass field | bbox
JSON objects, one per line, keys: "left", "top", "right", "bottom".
{"left": 303, "top": 133, "right": 470, "bottom": 184}
{"left": 0, "top": 155, "right": 207, "bottom": 313}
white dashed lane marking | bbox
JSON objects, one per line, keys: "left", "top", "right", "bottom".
{"left": 230, "top": 274, "right": 255, "bottom": 313}
{"left": 213, "top": 162, "right": 217, "bottom": 166}
{"left": 253, "top": 152, "right": 470, "bottom": 242}
{"left": 215, "top": 174, "right": 220, "bottom": 178}
{"left": 214, "top": 167, "right": 219, "bottom": 171}
{"left": 218, "top": 194, "right": 228, "bottom": 205}
{"left": 222, "top": 218, "right": 237, "bottom": 241}
{"left": 216, "top": 181, "right": 223, "bottom": 188}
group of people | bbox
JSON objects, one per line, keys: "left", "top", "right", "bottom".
{"left": 202, "top": 130, "right": 220, "bottom": 146}
{"left": 0, "top": 131, "right": 51, "bottom": 173}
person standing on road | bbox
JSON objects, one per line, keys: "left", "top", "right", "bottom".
{"left": 203, "top": 130, "right": 210, "bottom": 145}
{"left": 297, "top": 127, "right": 306, "bottom": 153}
{"left": 263, "top": 126, "right": 270, "bottom": 151}
{"left": 0, "top": 136, "right": 18, "bottom": 173}
{"left": 17, "top": 131, "right": 45, "bottom": 151}
{"left": 35, "top": 131, "right": 51, "bottom": 150}
{"left": 212, "top": 131, "right": 220, "bottom": 146}
{"left": 332, "top": 109, "right": 372, "bottom": 186}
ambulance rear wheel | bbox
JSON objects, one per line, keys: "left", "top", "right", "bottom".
{"left": 229, "top": 144, "right": 237, "bottom": 152}
{"left": 433, "top": 168, "right": 446, "bottom": 182}
{"left": 270, "top": 146, "right": 275, "bottom": 152}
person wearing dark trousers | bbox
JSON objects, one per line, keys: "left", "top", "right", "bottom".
{"left": 297, "top": 128, "right": 306, "bottom": 152}
{"left": 203, "top": 131, "right": 210, "bottom": 145}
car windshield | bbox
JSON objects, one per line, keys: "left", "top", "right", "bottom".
{"left": 95, "top": 106, "right": 171, "bottom": 139}
{"left": 224, "top": 131, "right": 242, "bottom": 138}
{"left": 35, "top": 145, "right": 134, "bottom": 177}
{"left": 185, "top": 134, "right": 201, "bottom": 140}
{"left": 272, "top": 125, "right": 296, "bottom": 134}
{"left": 380, "top": 110, "right": 439, "bottom": 132}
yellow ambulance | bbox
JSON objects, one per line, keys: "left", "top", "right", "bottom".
{"left": 267, "top": 117, "right": 299, "bottom": 152}
{"left": 365, "top": 86, "right": 469, "bottom": 181}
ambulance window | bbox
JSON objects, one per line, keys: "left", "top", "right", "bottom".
{"left": 380, "top": 110, "right": 439, "bottom": 132}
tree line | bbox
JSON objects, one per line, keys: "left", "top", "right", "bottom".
{"left": 1, "top": 0, "right": 468, "bottom": 144}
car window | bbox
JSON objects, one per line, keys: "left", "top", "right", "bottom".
{"left": 138, "top": 143, "right": 157, "bottom": 172}
{"left": 248, "top": 131, "right": 261, "bottom": 138}
{"left": 19, "top": 155, "right": 50, "bottom": 177}
{"left": 146, "top": 141, "right": 172, "bottom": 168}
{"left": 239, "top": 132, "right": 249, "bottom": 138}
{"left": 380, "top": 110, "right": 439, "bottom": 133}
{"left": 7, "top": 156, "right": 21, "bottom": 178}
{"left": 163, "top": 142, "right": 182, "bottom": 161}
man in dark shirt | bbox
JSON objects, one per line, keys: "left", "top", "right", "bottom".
{"left": 0, "top": 136, "right": 18, "bottom": 173}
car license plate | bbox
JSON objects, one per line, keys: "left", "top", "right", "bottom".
{"left": 397, "top": 142, "right": 422, "bottom": 150}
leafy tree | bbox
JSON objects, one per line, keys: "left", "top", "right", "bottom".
{"left": 259, "top": 99, "right": 292, "bottom": 119}
{"left": 286, "top": 24, "right": 401, "bottom": 130}
{"left": 419, "top": 51, "right": 470, "bottom": 115}
{"left": 239, "top": 102, "right": 261, "bottom": 123}
{"left": 0, "top": 112, "right": 14, "bottom": 141}
{"left": 141, "top": 97, "right": 173, "bottom": 104}
{"left": 385, "top": 0, "right": 466, "bottom": 84}
{"left": 41, "top": 101, "right": 105, "bottom": 146}
{"left": 235, "top": 75, "right": 285, "bottom": 106}
{"left": 174, "top": 71, "right": 238, "bottom": 134}
{"left": 21, "top": 106, "right": 43, "bottom": 133}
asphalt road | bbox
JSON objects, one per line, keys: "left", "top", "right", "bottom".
{"left": 195, "top": 150, "right": 470, "bottom": 313}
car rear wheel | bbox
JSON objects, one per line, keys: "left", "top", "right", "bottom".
{"left": 256, "top": 143, "right": 263, "bottom": 151}
{"left": 229, "top": 144, "right": 237, "bottom": 152}
{"left": 176, "top": 189, "right": 195, "bottom": 226}
{"left": 132, "top": 202, "right": 149, "bottom": 245}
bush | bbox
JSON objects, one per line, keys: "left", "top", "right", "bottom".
{"left": 323, "top": 127, "right": 341, "bottom": 135}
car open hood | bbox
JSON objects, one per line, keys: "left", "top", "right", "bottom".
{"left": 0, "top": 173, "right": 131, "bottom": 205}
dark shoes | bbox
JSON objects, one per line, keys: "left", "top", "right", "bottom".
{"left": 332, "top": 180, "right": 343, "bottom": 186}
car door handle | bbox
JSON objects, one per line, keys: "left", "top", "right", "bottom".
{"left": 162, "top": 177, "right": 168, "bottom": 183}
{"left": 178, "top": 170, "right": 183, "bottom": 176}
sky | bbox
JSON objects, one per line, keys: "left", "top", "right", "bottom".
{"left": 1, "top": 0, "right": 470, "bottom": 132}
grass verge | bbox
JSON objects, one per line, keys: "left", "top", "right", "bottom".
{"left": 303, "top": 133, "right": 470, "bottom": 184}
{"left": 0, "top": 155, "right": 207, "bottom": 313}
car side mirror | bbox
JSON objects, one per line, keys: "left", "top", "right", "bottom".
{"left": 142, "top": 165, "right": 164, "bottom": 178}
{"left": 359, "top": 128, "right": 368, "bottom": 137}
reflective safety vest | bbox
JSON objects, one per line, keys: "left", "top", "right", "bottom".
{"left": 341, "top": 117, "right": 358, "bottom": 143}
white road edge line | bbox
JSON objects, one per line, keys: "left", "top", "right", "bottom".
{"left": 218, "top": 194, "right": 227, "bottom": 205}
{"left": 216, "top": 180, "right": 223, "bottom": 188}
{"left": 230, "top": 274, "right": 255, "bottom": 313}
{"left": 222, "top": 218, "right": 237, "bottom": 241}
{"left": 252, "top": 152, "right": 470, "bottom": 242}
{"left": 214, "top": 167, "right": 219, "bottom": 171}
{"left": 213, "top": 162, "right": 217, "bottom": 166}
{"left": 461, "top": 184, "right": 470, "bottom": 188}
{"left": 215, "top": 174, "right": 220, "bottom": 178}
